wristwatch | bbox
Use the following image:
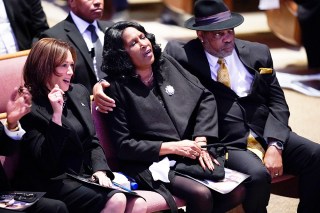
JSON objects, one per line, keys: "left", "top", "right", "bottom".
{"left": 269, "top": 141, "right": 284, "bottom": 150}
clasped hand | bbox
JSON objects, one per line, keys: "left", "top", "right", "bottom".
{"left": 175, "top": 140, "right": 219, "bottom": 171}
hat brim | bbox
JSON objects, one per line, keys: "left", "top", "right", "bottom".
{"left": 184, "top": 13, "right": 244, "bottom": 31}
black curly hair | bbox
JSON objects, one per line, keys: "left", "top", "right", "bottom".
{"left": 101, "top": 21, "right": 163, "bottom": 80}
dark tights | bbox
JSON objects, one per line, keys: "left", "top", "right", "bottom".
{"left": 170, "top": 175, "right": 245, "bottom": 213}
{"left": 170, "top": 175, "right": 213, "bottom": 213}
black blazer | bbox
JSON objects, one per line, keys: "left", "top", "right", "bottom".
{"left": 0, "top": 124, "right": 19, "bottom": 191}
{"left": 106, "top": 55, "right": 219, "bottom": 175}
{"left": 164, "top": 38, "right": 291, "bottom": 149}
{"left": 3, "top": 0, "right": 49, "bottom": 51}
{"left": 15, "top": 84, "right": 113, "bottom": 193}
{"left": 39, "top": 15, "right": 113, "bottom": 93}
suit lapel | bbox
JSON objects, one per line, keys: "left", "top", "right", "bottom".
{"left": 34, "top": 87, "right": 91, "bottom": 136}
{"left": 235, "top": 40, "right": 261, "bottom": 94}
{"left": 185, "top": 39, "right": 212, "bottom": 83}
{"left": 157, "top": 60, "right": 203, "bottom": 138}
{"left": 97, "top": 21, "right": 110, "bottom": 33}
{"left": 64, "top": 15, "right": 94, "bottom": 74}
{"left": 67, "top": 86, "right": 93, "bottom": 134}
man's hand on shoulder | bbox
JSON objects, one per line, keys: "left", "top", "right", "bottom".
{"left": 93, "top": 80, "right": 116, "bottom": 113}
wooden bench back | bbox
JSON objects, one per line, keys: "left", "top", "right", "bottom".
{"left": 0, "top": 50, "right": 29, "bottom": 180}
{"left": 0, "top": 50, "right": 29, "bottom": 113}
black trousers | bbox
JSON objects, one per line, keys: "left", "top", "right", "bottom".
{"left": 227, "top": 132, "right": 320, "bottom": 213}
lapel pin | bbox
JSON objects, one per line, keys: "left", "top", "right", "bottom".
{"left": 81, "top": 103, "right": 85, "bottom": 106}
{"left": 165, "top": 85, "right": 175, "bottom": 96}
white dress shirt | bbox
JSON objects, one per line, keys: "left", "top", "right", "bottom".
{"left": 205, "top": 49, "right": 254, "bottom": 97}
{"left": 3, "top": 121, "right": 25, "bottom": 140}
{"left": 0, "top": 0, "right": 19, "bottom": 55}
{"left": 70, "top": 11, "right": 104, "bottom": 80}
{"left": 70, "top": 11, "right": 104, "bottom": 51}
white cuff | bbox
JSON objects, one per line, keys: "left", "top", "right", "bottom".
{"left": 4, "top": 121, "right": 26, "bottom": 140}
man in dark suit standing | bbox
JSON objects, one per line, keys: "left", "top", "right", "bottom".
{"left": 40, "top": 0, "right": 113, "bottom": 94}
{"left": 164, "top": 1, "right": 320, "bottom": 213}
{"left": 92, "top": 0, "right": 320, "bottom": 212}
{"left": 0, "top": 0, "right": 49, "bottom": 54}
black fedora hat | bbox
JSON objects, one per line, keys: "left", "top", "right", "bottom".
{"left": 185, "top": 0, "right": 244, "bottom": 31}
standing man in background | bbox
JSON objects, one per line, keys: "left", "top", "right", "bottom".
{"left": 40, "top": 0, "right": 113, "bottom": 94}
{"left": 0, "top": 0, "right": 49, "bottom": 55}
{"left": 294, "top": 0, "right": 320, "bottom": 70}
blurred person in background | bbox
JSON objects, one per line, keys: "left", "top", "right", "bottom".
{"left": 294, "top": 0, "right": 320, "bottom": 70}
{"left": 0, "top": 0, "right": 49, "bottom": 55}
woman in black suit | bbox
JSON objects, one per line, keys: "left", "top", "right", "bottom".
{"left": 14, "top": 38, "right": 147, "bottom": 213}
{"left": 0, "top": 87, "right": 68, "bottom": 213}
{"left": 101, "top": 21, "right": 244, "bottom": 213}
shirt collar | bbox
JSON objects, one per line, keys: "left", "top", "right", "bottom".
{"left": 70, "top": 11, "right": 99, "bottom": 35}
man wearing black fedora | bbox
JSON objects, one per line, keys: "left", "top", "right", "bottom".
{"left": 164, "top": 0, "right": 320, "bottom": 213}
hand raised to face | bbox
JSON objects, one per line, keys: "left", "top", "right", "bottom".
{"left": 6, "top": 86, "right": 32, "bottom": 130}
{"left": 48, "top": 84, "right": 65, "bottom": 126}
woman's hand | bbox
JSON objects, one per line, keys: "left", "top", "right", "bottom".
{"left": 48, "top": 84, "right": 65, "bottom": 125}
{"left": 198, "top": 150, "right": 220, "bottom": 171}
{"left": 160, "top": 140, "right": 202, "bottom": 159}
{"left": 92, "top": 171, "right": 112, "bottom": 187}
{"left": 6, "top": 86, "right": 32, "bottom": 130}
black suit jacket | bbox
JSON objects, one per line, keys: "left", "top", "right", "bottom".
{"left": 3, "top": 0, "right": 49, "bottom": 51}
{"left": 15, "top": 84, "right": 113, "bottom": 193}
{"left": 164, "top": 38, "right": 291, "bottom": 149}
{"left": 0, "top": 124, "right": 19, "bottom": 191}
{"left": 106, "top": 55, "right": 219, "bottom": 175}
{"left": 39, "top": 15, "right": 113, "bottom": 93}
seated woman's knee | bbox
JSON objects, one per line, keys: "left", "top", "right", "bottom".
{"left": 126, "top": 197, "right": 148, "bottom": 213}
{"left": 192, "top": 184, "right": 212, "bottom": 201}
{"left": 108, "top": 192, "right": 127, "bottom": 207}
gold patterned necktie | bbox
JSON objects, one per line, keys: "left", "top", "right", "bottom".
{"left": 217, "top": 58, "right": 231, "bottom": 88}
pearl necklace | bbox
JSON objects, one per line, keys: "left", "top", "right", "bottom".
{"left": 143, "top": 72, "right": 154, "bottom": 84}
